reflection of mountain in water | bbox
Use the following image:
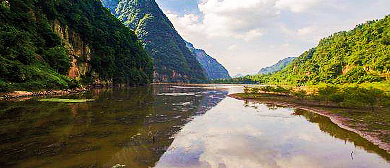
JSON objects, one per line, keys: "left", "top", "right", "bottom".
{"left": 105, "top": 85, "right": 228, "bottom": 167}
{"left": 0, "top": 85, "right": 227, "bottom": 168}
{"left": 292, "top": 108, "right": 390, "bottom": 161}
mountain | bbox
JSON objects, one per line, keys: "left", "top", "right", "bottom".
{"left": 100, "top": 0, "right": 207, "bottom": 83}
{"left": 258, "top": 57, "right": 296, "bottom": 75}
{"left": 0, "top": 0, "right": 153, "bottom": 91}
{"left": 266, "top": 15, "right": 390, "bottom": 84}
{"left": 185, "top": 41, "right": 231, "bottom": 80}
{"left": 233, "top": 74, "right": 244, "bottom": 78}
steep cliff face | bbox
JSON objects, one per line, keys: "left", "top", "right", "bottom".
{"left": 185, "top": 41, "right": 231, "bottom": 80}
{"left": 258, "top": 57, "right": 296, "bottom": 75}
{"left": 52, "top": 20, "right": 91, "bottom": 80}
{"left": 0, "top": 0, "right": 153, "bottom": 91}
{"left": 100, "top": 0, "right": 207, "bottom": 83}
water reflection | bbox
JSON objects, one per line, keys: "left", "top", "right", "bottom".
{"left": 0, "top": 85, "right": 228, "bottom": 168}
{"left": 155, "top": 97, "right": 390, "bottom": 168}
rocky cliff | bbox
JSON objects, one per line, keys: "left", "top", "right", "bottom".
{"left": 52, "top": 20, "right": 91, "bottom": 80}
{"left": 0, "top": 0, "right": 153, "bottom": 91}
{"left": 185, "top": 41, "right": 231, "bottom": 80}
{"left": 100, "top": 0, "right": 207, "bottom": 83}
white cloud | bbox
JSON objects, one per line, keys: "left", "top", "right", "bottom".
{"left": 227, "top": 45, "right": 238, "bottom": 51}
{"left": 297, "top": 26, "right": 315, "bottom": 36}
{"left": 275, "top": 0, "right": 324, "bottom": 13}
{"left": 166, "top": 0, "right": 283, "bottom": 41}
{"left": 166, "top": 0, "right": 325, "bottom": 42}
{"left": 160, "top": 0, "right": 390, "bottom": 76}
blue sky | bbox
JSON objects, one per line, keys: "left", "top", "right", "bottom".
{"left": 155, "top": 0, "right": 390, "bottom": 76}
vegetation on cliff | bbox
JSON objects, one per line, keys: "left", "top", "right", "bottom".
{"left": 101, "top": 0, "right": 207, "bottom": 83}
{"left": 0, "top": 0, "right": 153, "bottom": 91}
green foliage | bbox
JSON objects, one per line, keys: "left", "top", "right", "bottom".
{"left": 341, "top": 86, "right": 385, "bottom": 109}
{"left": 43, "top": 46, "right": 71, "bottom": 75}
{"left": 247, "top": 83, "right": 389, "bottom": 109}
{"left": 215, "top": 15, "right": 390, "bottom": 86}
{"left": 0, "top": 0, "right": 153, "bottom": 91}
{"left": 102, "top": 0, "right": 207, "bottom": 83}
{"left": 292, "top": 90, "right": 307, "bottom": 101}
{"left": 273, "top": 86, "right": 291, "bottom": 94}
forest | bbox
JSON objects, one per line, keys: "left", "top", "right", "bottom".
{"left": 102, "top": 0, "right": 208, "bottom": 83}
{"left": 214, "top": 15, "right": 390, "bottom": 85}
{"left": 0, "top": 0, "right": 153, "bottom": 91}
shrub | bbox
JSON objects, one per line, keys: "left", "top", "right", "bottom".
{"left": 341, "top": 87, "right": 384, "bottom": 108}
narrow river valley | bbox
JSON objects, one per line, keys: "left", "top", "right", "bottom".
{"left": 0, "top": 84, "right": 389, "bottom": 168}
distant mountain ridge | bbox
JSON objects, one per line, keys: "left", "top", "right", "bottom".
{"left": 258, "top": 57, "right": 296, "bottom": 75}
{"left": 100, "top": 0, "right": 207, "bottom": 83}
{"left": 185, "top": 41, "right": 231, "bottom": 80}
{"left": 233, "top": 74, "right": 244, "bottom": 78}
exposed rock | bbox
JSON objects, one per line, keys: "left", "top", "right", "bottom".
{"left": 185, "top": 41, "right": 231, "bottom": 80}
{"left": 52, "top": 20, "right": 92, "bottom": 80}
{"left": 100, "top": 0, "right": 208, "bottom": 83}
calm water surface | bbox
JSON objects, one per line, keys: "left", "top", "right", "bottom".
{"left": 0, "top": 84, "right": 389, "bottom": 168}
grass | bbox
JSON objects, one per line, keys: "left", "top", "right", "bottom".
{"left": 39, "top": 98, "right": 95, "bottom": 103}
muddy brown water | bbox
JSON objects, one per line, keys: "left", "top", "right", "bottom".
{"left": 0, "top": 84, "right": 388, "bottom": 168}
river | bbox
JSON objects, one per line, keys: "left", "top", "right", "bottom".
{"left": 0, "top": 84, "right": 389, "bottom": 168}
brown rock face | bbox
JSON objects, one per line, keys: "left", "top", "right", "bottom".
{"left": 52, "top": 20, "right": 92, "bottom": 79}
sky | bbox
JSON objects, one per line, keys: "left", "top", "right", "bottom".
{"left": 155, "top": 0, "right": 390, "bottom": 76}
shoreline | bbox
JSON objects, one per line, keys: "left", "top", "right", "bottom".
{"left": 229, "top": 93, "right": 390, "bottom": 153}
{"left": 0, "top": 88, "right": 88, "bottom": 100}
{"left": 0, "top": 83, "right": 153, "bottom": 100}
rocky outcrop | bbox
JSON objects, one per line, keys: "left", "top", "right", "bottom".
{"left": 185, "top": 41, "right": 231, "bottom": 80}
{"left": 52, "top": 20, "right": 91, "bottom": 80}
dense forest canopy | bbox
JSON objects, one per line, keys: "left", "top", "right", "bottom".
{"left": 0, "top": 0, "right": 153, "bottom": 91}
{"left": 214, "top": 15, "right": 390, "bottom": 85}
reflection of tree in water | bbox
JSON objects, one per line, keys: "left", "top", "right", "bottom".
{"left": 293, "top": 108, "right": 390, "bottom": 161}
{"left": 0, "top": 87, "right": 154, "bottom": 168}
{"left": 244, "top": 101, "right": 284, "bottom": 110}
{"left": 0, "top": 85, "right": 228, "bottom": 168}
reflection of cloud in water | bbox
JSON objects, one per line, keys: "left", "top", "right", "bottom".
{"left": 155, "top": 97, "right": 390, "bottom": 168}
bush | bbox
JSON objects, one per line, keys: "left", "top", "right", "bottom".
{"left": 251, "top": 87, "right": 260, "bottom": 94}
{"left": 0, "top": 80, "right": 9, "bottom": 92}
{"left": 43, "top": 46, "right": 72, "bottom": 75}
{"left": 292, "top": 90, "right": 307, "bottom": 101}
{"left": 341, "top": 87, "right": 384, "bottom": 108}
{"left": 272, "top": 86, "right": 291, "bottom": 94}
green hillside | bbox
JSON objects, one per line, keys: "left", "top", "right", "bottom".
{"left": 101, "top": 0, "right": 208, "bottom": 83}
{"left": 0, "top": 0, "right": 153, "bottom": 91}
{"left": 223, "top": 15, "right": 389, "bottom": 85}
{"left": 266, "top": 15, "right": 389, "bottom": 85}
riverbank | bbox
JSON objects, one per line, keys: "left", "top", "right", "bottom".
{"left": 0, "top": 83, "right": 152, "bottom": 100}
{"left": 229, "top": 92, "right": 390, "bottom": 153}
{"left": 0, "top": 88, "right": 88, "bottom": 100}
